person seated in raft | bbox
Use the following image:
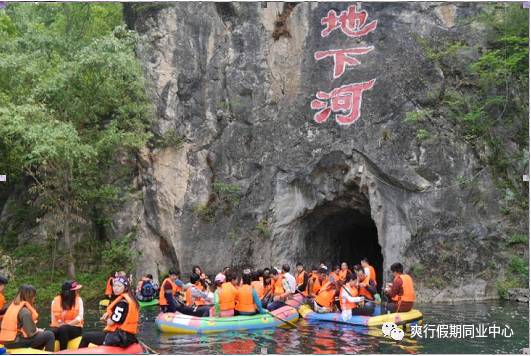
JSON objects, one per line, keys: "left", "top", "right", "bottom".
{"left": 383, "top": 262, "right": 415, "bottom": 313}
{"left": 184, "top": 273, "right": 213, "bottom": 317}
{"left": 361, "top": 258, "right": 377, "bottom": 287}
{"left": 312, "top": 268, "right": 337, "bottom": 313}
{"left": 281, "top": 264, "right": 297, "bottom": 295}
{"left": 329, "top": 265, "right": 341, "bottom": 284}
{"left": 135, "top": 274, "right": 158, "bottom": 302}
{"left": 50, "top": 281, "right": 84, "bottom": 351}
{"left": 260, "top": 269, "right": 274, "bottom": 308}
{"left": 0, "top": 276, "right": 9, "bottom": 317}
{"left": 338, "top": 262, "right": 350, "bottom": 284}
{"left": 159, "top": 269, "right": 184, "bottom": 313}
{"left": 295, "top": 263, "right": 309, "bottom": 297}
{"left": 213, "top": 271, "right": 238, "bottom": 317}
{"left": 354, "top": 265, "right": 377, "bottom": 307}
{"left": 306, "top": 266, "right": 321, "bottom": 299}
{"left": 192, "top": 266, "right": 212, "bottom": 288}
{"left": 235, "top": 270, "right": 265, "bottom": 316}
{"left": 0, "top": 284, "right": 55, "bottom": 351}
{"left": 266, "top": 268, "right": 291, "bottom": 312}
{"left": 340, "top": 274, "right": 374, "bottom": 319}
{"left": 251, "top": 271, "right": 265, "bottom": 301}
{"left": 78, "top": 277, "right": 139, "bottom": 348}
{"left": 215, "top": 267, "right": 230, "bottom": 286}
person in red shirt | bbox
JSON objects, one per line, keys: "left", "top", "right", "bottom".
{"left": 384, "top": 263, "right": 416, "bottom": 313}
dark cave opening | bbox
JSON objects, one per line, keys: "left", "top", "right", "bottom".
{"left": 299, "top": 208, "right": 383, "bottom": 289}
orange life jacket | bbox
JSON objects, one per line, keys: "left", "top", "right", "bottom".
{"left": 338, "top": 269, "right": 349, "bottom": 282}
{"left": 263, "top": 279, "right": 273, "bottom": 299}
{"left": 0, "top": 301, "right": 39, "bottom": 342}
{"left": 0, "top": 293, "right": 5, "bottom": 311}
{"left": 273, "top": 276, "right": 285, "bottom": 297}
{"left": 185, "top": 283, "right": 206, "bottom": 306}
{"left": 104, "top": 277, "right": 113, "bottom": 297}
{"left": 218, "top": 282, "right": 237, "bottom": 311}
{"left": 295, "top": 271, "right": 307, "bottom": 296}
{"left": 315, "top": 281, "right": 335, "bottom": 307}
{"left": 391, "top": 274, "right": 415, "bottom": 303}
{"left": 357, "top": 275, "right": 374, "bottom": 300}
{"left": 340, "top": 285, "right": 358, "bottom": 310}
{"left": 159, "top": 278, "right": 181, "bottom": 306}
{"left": 235, "top": 285, "right": 256, "bottom": 313}
{"left": 251, "top": 281, "right": 264, "bottom": 299}
{"left": 368, "top": 265, "right": 377, "bottom": 286}
{"left": 50, "top": 295, "right": 84, "bottom": 327}
{"left": 104, "top": 293, "right": 139, "bottom": 335}
{"left": 307, "top": 274, "right": 321, "bottom": 295}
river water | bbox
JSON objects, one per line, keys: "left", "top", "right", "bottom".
{"left": 38, "top": 300, "right": 528, "bottom": 354}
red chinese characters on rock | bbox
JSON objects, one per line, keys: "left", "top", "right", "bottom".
{"left": 311, "top": 4, "right": 378, "bottom": 126}
{"left": 314, "top": 46, "right": 374, "bottom": 79}
{"left": 320, "top": 5, "right": 378, "bottom": 38}
{"left": 310, "top": 79, "right": 376, "bottom": 125}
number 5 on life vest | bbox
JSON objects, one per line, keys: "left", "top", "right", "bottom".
{"left": 111, "top": 307, "right": 124, "bottom": 322}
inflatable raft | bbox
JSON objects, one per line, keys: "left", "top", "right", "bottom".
{"left": 298, "top": 304, "right": 423, "bottom": 327}
{"left": 5, "top": 337, "right": 144, "bottom": 354}
{"left": 156, "top": 305, "right": 299, "bottom": 334}
{"left": 6, "top": 343, "right": 144, "bottom": 355}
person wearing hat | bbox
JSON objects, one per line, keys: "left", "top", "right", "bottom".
{"left": 50, "top": 281, "right": 84, "bottom": 350}
{"left": 0, "top": 275, "right": 8, "bottom": 316}
{"left": 0, "top": 284, "right": 55, "bottom": 351}
{"left": 78, "top": 277, "right": 139, "bottom": 348}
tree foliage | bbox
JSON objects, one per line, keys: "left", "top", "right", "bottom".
{"left": 0, "top": 3, "right": 153, "bottom": 278}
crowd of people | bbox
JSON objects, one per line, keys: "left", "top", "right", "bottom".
{"left": 0, "top": 259, "right": 415, "bottom": 352}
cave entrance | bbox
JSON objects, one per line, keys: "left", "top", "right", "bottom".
{"left": 300, "top": 207, "right": 383, "bottom": 289}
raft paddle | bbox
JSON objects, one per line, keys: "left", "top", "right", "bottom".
{"left": 140, "top": 341, "right": 159, "bottom": 355}
{"left": 266, "top": 310, "right": 297, "bottom": 328}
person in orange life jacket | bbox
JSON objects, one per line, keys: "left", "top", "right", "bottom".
{"left": 354, "top": 266, "right": 377, "bottom": 307}
{"left": 312, "top": 268, "right": 337, "bottom": 313}
{"left": 159, "top": 269, "right": 185, "bottom": 313}
{"left": 0, "top": 284, "right": 55, "bottom": 351}
{"left": 235, "top": 270, "right": 265, "bottom": 316}
{"left": 184, "top": 273, "right": 213, "bottom": 317}
{"left": 78, "top": 277, "right": 139, "bottom": 348}
{"left": 306, "top": 266, "right": 321, "bottom": 298}
{"left": 260, "top": 269, "right": 274, "bottom": 308}
{"left": 135, "top": 274, "right": 158, "bottom": 302}
{"left": 266, "top": 268, "right": 291, "bottom": 311}
{"left": 250, "top": 271, "right": 265, "bottom": 300}
{"left": 384, "top": 262, "right": 415, "bottom": 313}
{"left": 340, "top": 273, "right": 374, "bottom": 319}
{"left": 213, "top": 271, "right": 238, "bottom": 317}
{"left": 329, "top": 265, "right": 341, "bottom": 284}
{"left": 0, "top": 276, "right": 9, "bottom": 317}
{"left": 361, "top": 258, "right": 377, "bottom": 286}
{"left": 50, "top": 281, "right": 84, "bottom": 350}
{"left": 338, "top": 262, "right": 350, "bottom": 283}
{"left": 295, "top": 263, "right": 309, "bottom": 295}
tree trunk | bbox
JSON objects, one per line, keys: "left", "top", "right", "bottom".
{"left": 64, "top": 165, "right": 75, "bottom": 279}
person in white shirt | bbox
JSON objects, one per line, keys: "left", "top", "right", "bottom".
{"left": 281, "top": 264, "right": 296, "bottom": 293}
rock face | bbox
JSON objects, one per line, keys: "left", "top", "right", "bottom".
{"left": 507, "top": 288, "right": 529, "bottom": 303}
{"left": 117, "top": 2, "right": 531, "bottom": 301}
